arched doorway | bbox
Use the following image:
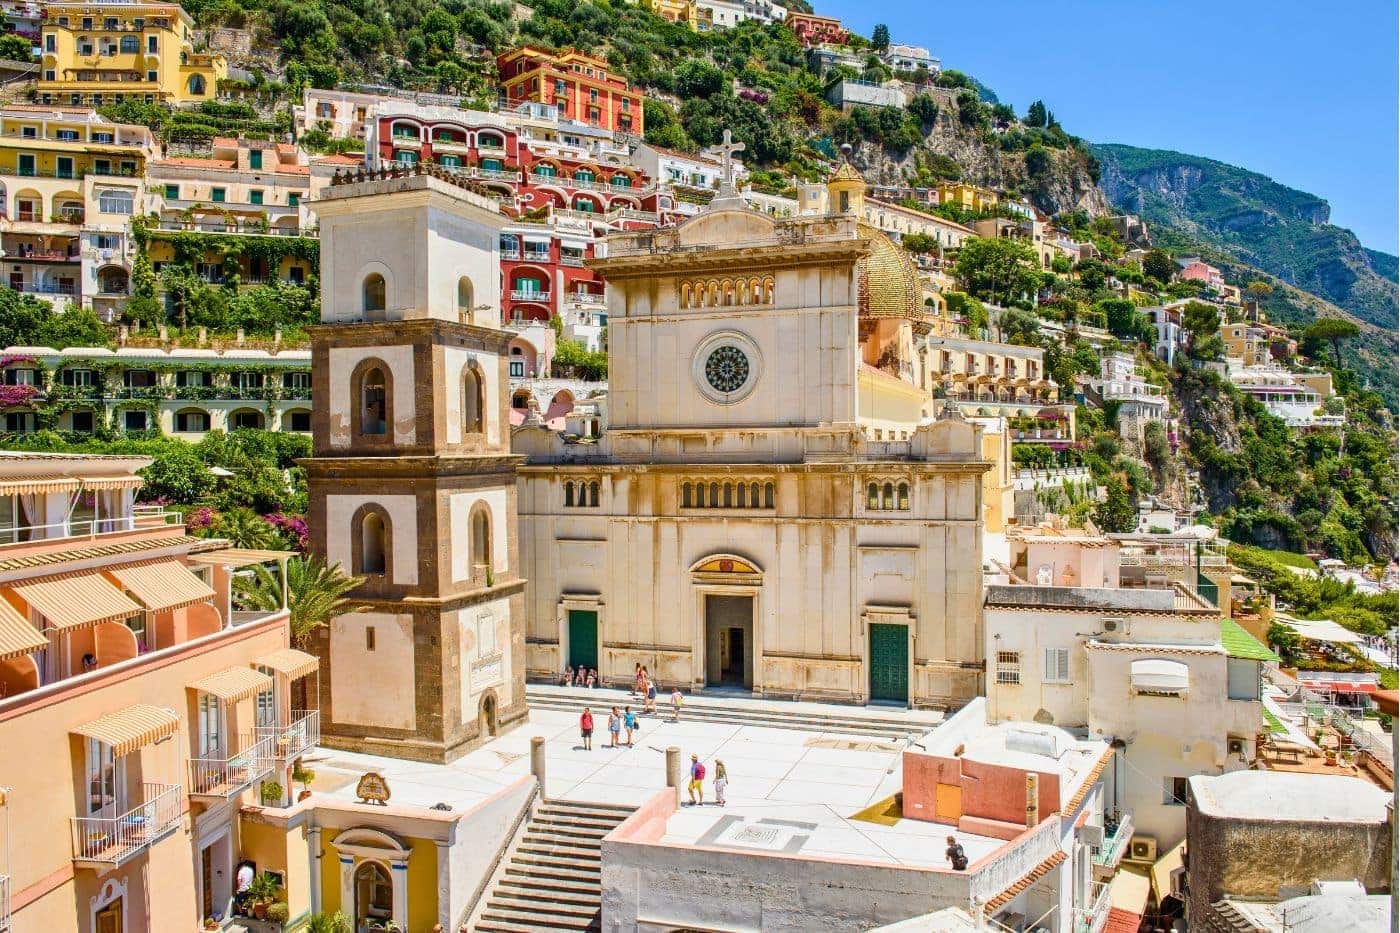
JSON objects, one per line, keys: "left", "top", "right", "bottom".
{"left": 689, "top": 555, "right": 763, "bottom": 690}
{"left": 479, "top": 692, "right": 498, "bottom": 737}
{"left": 353, "top": 861, "right": 392, "bottom": 929}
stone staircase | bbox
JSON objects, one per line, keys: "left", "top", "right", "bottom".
{"left": 526, "top": 685, "right": 942, "bottom": 741}
{"left": 473, "top": 799, "right": 636, "bottom": 933}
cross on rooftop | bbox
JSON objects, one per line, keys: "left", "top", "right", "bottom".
{"left": 717, "top": 129, "right": 745, "bottom": 197}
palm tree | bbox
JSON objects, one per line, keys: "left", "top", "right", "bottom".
{"left": 235, "top": 556, "right": 363, "bottom": 649}
{"left": 211, "top": 508, "right": 279, "bottom": 550}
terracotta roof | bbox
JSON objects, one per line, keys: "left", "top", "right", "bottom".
{"left": 315, "top": 154, "right": 363, "bottom": 165}
{"left": 0, "top": 534, "right": 208, "bottom": 575}
{"left": 211, "top": 136, "right": 238, "bottom": 147}
{"left": 1083, "top": 640, "right": 1224, "bottom": 656}
{"left": 154, "top": 157, "right": 237, "bottom": 169}
{"left": 984, "top": 850, "right": 1067, "bottom": 912}
{"left": 1060, "top": 747, "right": 1115, "bottom": 816}
{"left": 1103, "top": 907, "right": 1144, "bottom": 933}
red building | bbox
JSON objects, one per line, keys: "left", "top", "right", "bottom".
{"left": 784, "top": 12, "right": 848, "bottom": 47}
{"left": 496, "top": 46, "right": 643, "bottom": 135}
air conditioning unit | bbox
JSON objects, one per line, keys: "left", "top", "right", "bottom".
{"left": 1126, "top": 834, "right": 1157, "bottom": 864}
{"left": 1102, "top": 618, "right": 1129, "bottom": 636}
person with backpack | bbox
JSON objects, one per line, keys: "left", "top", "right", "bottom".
{"left": 671, "top": 686, "right": 684, "bottom": 722}
{"left": 607, "top": 707, "right": 622, "bottom": 748}
{"left": 688, "top": 754, "right": 706, "bottom": 805}
{"left": 623, "top": 706, "right": 638, "bottom": 747}
{"left": 579, "top": 707, "right": 594, "bottom": 750}
{"left": 945, "top": 835, "right": 967, "bottom": 870}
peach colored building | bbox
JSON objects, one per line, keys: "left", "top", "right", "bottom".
{"left": 0, "top": 451, "right": 305, "bottom": 933}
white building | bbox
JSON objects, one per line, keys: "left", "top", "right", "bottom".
{"left": 882, "top": 43, "right": 940, "bottom": 73}
{"left": 1092, "top": 351, "right": 1167, "bottom": 420}
{"left": 1223, "top": 360, "right": 1343, "bottom": 428}
{"left": 984, "top": 520, "right": 1274, "bottom": 855}
{"left": 631, "top": 142, "right": 744, "bottom": 193}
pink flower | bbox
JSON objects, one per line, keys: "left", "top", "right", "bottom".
{"left": 0, "top": 384, "right": 38, "bottom": 409}
{"left": 186, "top": 506, "right": 216, "bottom": 530}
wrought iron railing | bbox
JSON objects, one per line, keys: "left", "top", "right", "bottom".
{"left": 70, "top": 782, "right": 182, "bottom": 864}
{"left": 255, "top": 710, "right": 320, "bottom": 761}
{"left": 189, "top": 734, "right": 274, "bottom": 797}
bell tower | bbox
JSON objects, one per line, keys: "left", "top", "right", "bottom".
{"left": 303, "top": 168, "right": 526, "bottom": 763}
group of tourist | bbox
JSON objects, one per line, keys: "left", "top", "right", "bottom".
{"left": 686, "top": 753, "right": 728, "bottom": 806}
{"left": 575, "top": 705, "right": 642, "bottom": 751}
{"left": 562, "top": 665, "right": 599, "bottom": 688}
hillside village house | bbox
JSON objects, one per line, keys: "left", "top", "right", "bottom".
{"left": 497, "top": 47, "right": 644, "bottom": 136}
{"left": 147, "top": 137, "right": 320, "bottom": 240}
{"left": 0, "top": 105, "right": 157, "bottom": 317}
{"left": 983, "top": 518, "right": 1275, "bottom": 858}
{"left": 0, "top": 450, "right": 304, "bottom": 933}
{"left": 882, "top": 43, "right": 940, "bottom": 74}
{"left": 1091, "top": 350, "right": 1167, "bottom": 422}
{"left": 783, "top": 11, "right": 848, "bottom": 46}
{"left": 37, "top": 0, "right": 226, "bottom": 106}
{"left": 1176, "top": 257, "right": 1224, "bottom": 291}
{"left": 513, "top": 163, "right": 991, "bottom": 709}
{"left": 0, "top": 345, "right": 312, "bottom": 436}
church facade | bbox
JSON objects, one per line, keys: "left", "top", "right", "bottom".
{"left": 304, "top": 168, "right": 528, "bottom": 762}
{"left": 514, "top": 166, "right": 990, "bottom": 708}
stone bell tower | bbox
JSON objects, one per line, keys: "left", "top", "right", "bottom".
{"left": 303, "top": 167, "right": 527, "bottom": 763}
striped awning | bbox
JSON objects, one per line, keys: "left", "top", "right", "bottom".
{"left": 255, "top": 647, "right": 319, "bottom": 680}
{"left": 190, "top": 666, "right": 272, "bottom": 703}
{"left": 0, "top": 477, "right": 81, "bottom": 496}
{"left": 0, "top": 597, "right": 45, "bottom": 661}
{"left": 188, "top": 548, "right": 295, "bottom": 568}
{"left": 72, "top": 703, "right": 179, "bottom": 756}
{"left": 108, "top": 560, "right": 215, "bottom": 612}
{"left": 10, "top": 572, "right": 142, "bottom": 631}
{"left": 77, "top": 475, "right": 145, "bottom": 491}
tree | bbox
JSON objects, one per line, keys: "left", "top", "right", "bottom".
{"left": 674, "top": 59, "right": 726, "bottom": 99}
{"left": 1182, "top": 300, "right": 1221, "bottom": 342}
{"left": 235, "top": 556, "right": 363, "bottom": 649}
{"left": 952, "top": 236, "right": 1040, "bottom": 306}
{"left": 1244, "top": 280, "right": 1274, "bottom": 304}
{"left": 0, "top": 35, "right": 32, "bottom": 62}
{"left": 1094, "top": 475, "right": 1135, "bottom": 533}
{"left": 1302, "top": 317, "right": 1360, "bottom": 368}
{"left": 871, "top": 23, "right": 890, "bottom": 51}
{"left": 1099, "top": 298, "right": 1154, "bottom": 346}
{"left": 1024, "top": 99, "right": 1047, "bottom": 128}
{"left": 943, "top": 291, "right": 987, "bottom": 334}
{"left": 901, "top": 232, "right": 938, "bottom": 254}
{"left": 995, "top": 307, "right": 1042, "bottom": 347}
{"left": 1142, "top": 249, "right": 1175, "bottom": 284}
{"left": 139, "top": 443, "right": 216, "bottom": 502}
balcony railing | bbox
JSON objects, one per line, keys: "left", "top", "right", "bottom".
{"left": 190, "top": 734, "right": 274, "bottom": 799}
{"left": 510, "top": 289, "right": 550, "bottom": 303}
{"left": 564, "top": 292, "right": 606, "bottom": 307}
{"left": 255, "top": 710, "right": 320, "bottom": 762}
{"left": 1073, "top": 880, "right": 1112, "bottom": 933}
{"left": 1091, "top": 813, "right": 1132, "bottom": 879}
{"left": 70, "top": 782, "right": 182, "bottom": 866}
{"left": 0, "top": 508, "right": 181, "bottom": 547}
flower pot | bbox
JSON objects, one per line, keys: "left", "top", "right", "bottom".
{"left": 253, "top": 903, "right": 268, "bottom": 920}
{"left": 298, "top": 789, "right": 312, "bottom": 802}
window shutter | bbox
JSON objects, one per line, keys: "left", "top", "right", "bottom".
{"left": 1044, "top": 648, "right": 1070, "bottom": 682}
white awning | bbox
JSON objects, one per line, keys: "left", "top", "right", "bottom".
{"left": 559, "top": 238, "right": 589, "bottom": 250}
{"left": 1282, "top": 618, "right": 1364, "bottom": 645}
{"left": 520, "top": 233, "right": 552, "bottom": 245}
{"left": 1131, "top": 659, "right": 1189, "bottom": 693}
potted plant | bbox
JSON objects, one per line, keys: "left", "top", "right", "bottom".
{"left": 266, "top": 901, "right": 290, "bottom": 926}
{"left": 247, "top": 872, "right": 279, "bottom": 920}
{"left": 293, "top": 762, "right": 316, "bottom": 801}
{"left": 203, "top": 919, "right": 218, "bottom": 931}
{"left": 260, "top": 781, "right": 284, "bottom": 807}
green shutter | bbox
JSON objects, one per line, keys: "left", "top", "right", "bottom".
{"left": 868, "top": 624, "right": 908, "bottom": 702}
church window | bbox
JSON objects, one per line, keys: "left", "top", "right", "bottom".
{"left": 362, "top": 273, "right": 386, "bottom": 315}
{"left": 867, "top": 482, "right": 879, "bottom": 509}
{"left": 703, "top": 345, "right": 750, "bottom": 395}
{"left": 709, "top": 482, "right": 720, "bottom": 506}
{"left": 463, "top": 364, "right": 484, "bottom": 435}
{"left": 897, "top": 482, "right": 910, "bottom": 510}
{"left": 457, "top": 277, "right": 474, "bottom": 317}
{"left": 359, "top": 511, "right": 387, "bottom": 576}
{"left": 750, "top": 482, "right": 760, "bottom": 506}
{"left": 736, "top": 484, "right": 746, "bottom": 508}
{"left": 995, "top": 651, "right": 1021, "bottom": 685}
{"left": 867, "top": 479, "right": 911, "bottom": 511}
{"left": 588, "top": 481, "right": 600, "bottom": 507}
{"left": 470, "top": 505, "right": 492, "bottom": 578}
{"left": 564, "top": 481, "right": 575, "bottom": 507}
{"left": 358, "top": 366, "right": 388, "bottom": 436}
{"left": 681, "top": 482, "right": 692, "bottom": 508}
{"left": 764, "top": 482, "right": 775, "bottom": 509}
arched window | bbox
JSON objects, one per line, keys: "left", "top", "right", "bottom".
{"left": 867, "top": 482, "right": 879, "bottom": 509}
{"left": 750, "top": 482, "right": 760, "bottom": 507}
{"left": 353, "top": 862, "right": 392, "bottom": 927}
{"left": 187, "top": 74, "right": 205, "bottom": 96}
{"left": 897, "top": 482, "right": 910, "bottom": 510}
{"left": 462, "top": 363, "right": 484, "bottom": 435}
{"left": 710, "top": 482, "right": 720, "bottom": 507}
{"left": 564, "top": 481, "right": 575, "bottom": 507}
{"left": 588, "top": 481, "right": 599, "bottom": 507}
{"left": 470, "top": 506, "right": 492, "bottom": 578}
{"left": 359, "top": 366, "right": 387, "bottom": 436}
{"left": 359, "top": 511, "right": 387, "bottom": 575}
{"left": 736, "top": 483, "right": 747, "bottom": 508}
{"left": 362, "top": 273, "right": 386, "bottom": 314}
{"left": 882, "top": 482, "right": 895, "bottom": 510}
{"left": 723, "top": 483, "right": 733, "bottom": 508}
{"left": 764, "top": 482, "right": 775, "bottom": 509}
{"left": 681, "top": 482, "right": 692, "bottom": 508}
{"left": 457, "top": 277, "right": 473, "bottom": 317}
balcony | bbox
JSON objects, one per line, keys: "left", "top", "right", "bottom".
{"left": 560, "top": 254, "right": 585, "bottom": 267}
{"left": 564, "top": 292, "right": 606, "bottom": 308}
{"left": 1091, "top": 813, "right": 1132, "bottom": 880}
{"left": 255, "top": 710, "right": 320, "bottom": 762}
{"left": 1073, "top": 880, "right": 1112, "bottom": 933}
{"left": 470, "top": 166, "right": 522, "bottom": 183}
{"left": 509, "top": 289, "right": 551, "bottom": 303}
{"left": 190, "top": 734, "right": 274, "bottom": 800}
{"left": 70, "top": 782, "right": 182, "bottom": 867}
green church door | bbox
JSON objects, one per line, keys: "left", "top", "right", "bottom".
{"left": 868, "top": 623, "right": 909, "bottom": 704}
{"left": 567, "top": 610, "right": 598, "bottom": 672}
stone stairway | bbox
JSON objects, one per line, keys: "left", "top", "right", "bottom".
{"left": 473, "top": 799, "right": 636, "bottom": 933}
{"left": 526, "top": 685, "right": 943, "bottom": 741}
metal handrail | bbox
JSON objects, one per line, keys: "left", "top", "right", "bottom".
{"left": 255, "top": 710, "right": 320, "bottom": 761}
{"left": 1092, "top": 813, "right": 1133, "bottom": 867}
{"left": 0, "top": 509, "right": 182, "bottom": 546}
{"left": 190, "top": 734, "right": 274, "bottom": 796}
{"left": 70, "top": 782, "right": 182, "bottom": 863}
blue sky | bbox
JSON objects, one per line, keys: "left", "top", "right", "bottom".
{"left": 821, "top": 0, "right": 1399, "bottom": 254}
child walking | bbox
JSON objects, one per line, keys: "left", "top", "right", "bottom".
{"left": 579, "top": 707, "right": 594, "bottom": 750}
{"left": 623, "top": 706, "right": 637, "bottom": 747}
{"left": 607, "top": 707, "right": 622, "bottom": 748}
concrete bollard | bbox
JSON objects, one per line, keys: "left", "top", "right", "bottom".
{"left": 666, "top": 746, "right": 683, "bottom": 806}
{"left": 530, "top": 736, "right": 547, "bottom": 799}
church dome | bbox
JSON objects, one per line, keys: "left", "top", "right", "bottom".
{"left": 856, "top": 222, "right": 922, "bottom": 318}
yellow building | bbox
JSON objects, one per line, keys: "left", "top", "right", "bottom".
{"left": 936, "top": 182, "right": 999, "bottom": 212}
{"left": 38, "top": 1, "right": 227, "bottom": 107}
{"left": 643, "top": 0, "right": 699, "bottom": 27}
{"left": 0, "top": 105, "right": 157, "bottom": 315}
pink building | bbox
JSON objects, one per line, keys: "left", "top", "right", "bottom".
{"left": 1177, "top": 258, "right": 1224, "bottom": 291}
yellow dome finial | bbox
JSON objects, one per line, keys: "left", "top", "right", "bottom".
{"left": 828, "top": 143, "right": 865, "bottom": 215}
